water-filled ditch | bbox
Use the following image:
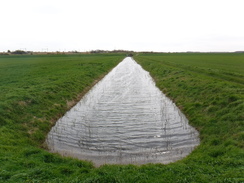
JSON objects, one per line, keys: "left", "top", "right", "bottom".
{"left": 46, "top": 57, "right": 199, "bottom": 166}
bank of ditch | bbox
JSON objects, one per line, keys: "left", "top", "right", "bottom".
{"left": 134, "top": 53, "right": 244, "bottom": 182}
{"left": 0, "top": 54, "right": 124, "bottom": 182}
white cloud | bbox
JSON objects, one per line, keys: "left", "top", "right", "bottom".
{"left": 0, "top": 0, "right": 244, "bottom": 52}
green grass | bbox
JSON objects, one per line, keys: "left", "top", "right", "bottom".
{"left": 0, "top": 53, "right": 243, "bottom": 182}
{"left": 0, "top": 53, "right": 124, "bottom": 182}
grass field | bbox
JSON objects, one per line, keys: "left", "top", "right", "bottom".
{"left": 0, "top": 53, "right": 243, "bottom": 182}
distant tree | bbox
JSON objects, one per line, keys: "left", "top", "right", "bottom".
{"left": 7, "top": 50, "right": 11, "bottom": 53}
{"left": 12, "top": 50, "right": 26, "bottom": 54}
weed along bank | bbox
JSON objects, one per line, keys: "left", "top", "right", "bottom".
{"left": 46, "top": 57, "right": 199, "bottom": 166}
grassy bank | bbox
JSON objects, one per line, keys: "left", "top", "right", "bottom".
{"left": 0, "top": 53, "right": 243, "bottom": 182}
{"left": 134, "top": 53, "right": 244, "bottom": 182}
{"left": 0, "top": 54, "right": 124, "bottom": 182}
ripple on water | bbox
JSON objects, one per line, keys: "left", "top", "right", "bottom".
{"left": 46, "top": 57, "right": 199, "bottom": 166}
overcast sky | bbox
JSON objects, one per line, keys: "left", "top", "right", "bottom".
{"left": 1, "top": 0, "right": 244, "bottom": 52}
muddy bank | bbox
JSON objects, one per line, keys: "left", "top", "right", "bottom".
{"left": 46, "top": 57, "right": 199, "bottom": 166}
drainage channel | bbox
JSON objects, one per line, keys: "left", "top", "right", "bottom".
{"left": 46, "top": 57, "right": 199, "bottom": 166}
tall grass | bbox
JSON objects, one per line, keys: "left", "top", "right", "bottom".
{"left": 0, "top": 53, "right": 243, "bottom": 182}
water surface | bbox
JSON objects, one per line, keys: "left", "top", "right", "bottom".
{"left": 46, "top": 57, "right": 199, "bottom": 166}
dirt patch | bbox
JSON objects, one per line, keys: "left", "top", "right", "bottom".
{"left": 18, "top": 100, "right": 31, "bottom": 106}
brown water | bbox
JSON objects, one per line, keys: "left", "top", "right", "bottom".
{"left": 46, "top": 57, "right": 199, "bottom": 166}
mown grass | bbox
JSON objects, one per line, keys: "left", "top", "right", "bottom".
{"left": 0, "top": 53, "right": 243, "bottom": 182}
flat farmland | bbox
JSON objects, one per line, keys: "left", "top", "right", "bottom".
{"left": 135, "top": 53, "right": 244, "bottom": 182}
{"left": 0, "top": 53, "right": 243, "bottom": 182}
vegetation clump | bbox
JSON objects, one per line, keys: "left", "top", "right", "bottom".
{"left": 11, "top": 50, "right": 27, "bottom": 54}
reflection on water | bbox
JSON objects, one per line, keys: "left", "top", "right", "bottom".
{"left": 46, "top": 57, "right": 199, "bottom": 166}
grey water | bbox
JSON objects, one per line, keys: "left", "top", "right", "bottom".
{"left": 46, "top": 57, "right": 199, "bottom": 166}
